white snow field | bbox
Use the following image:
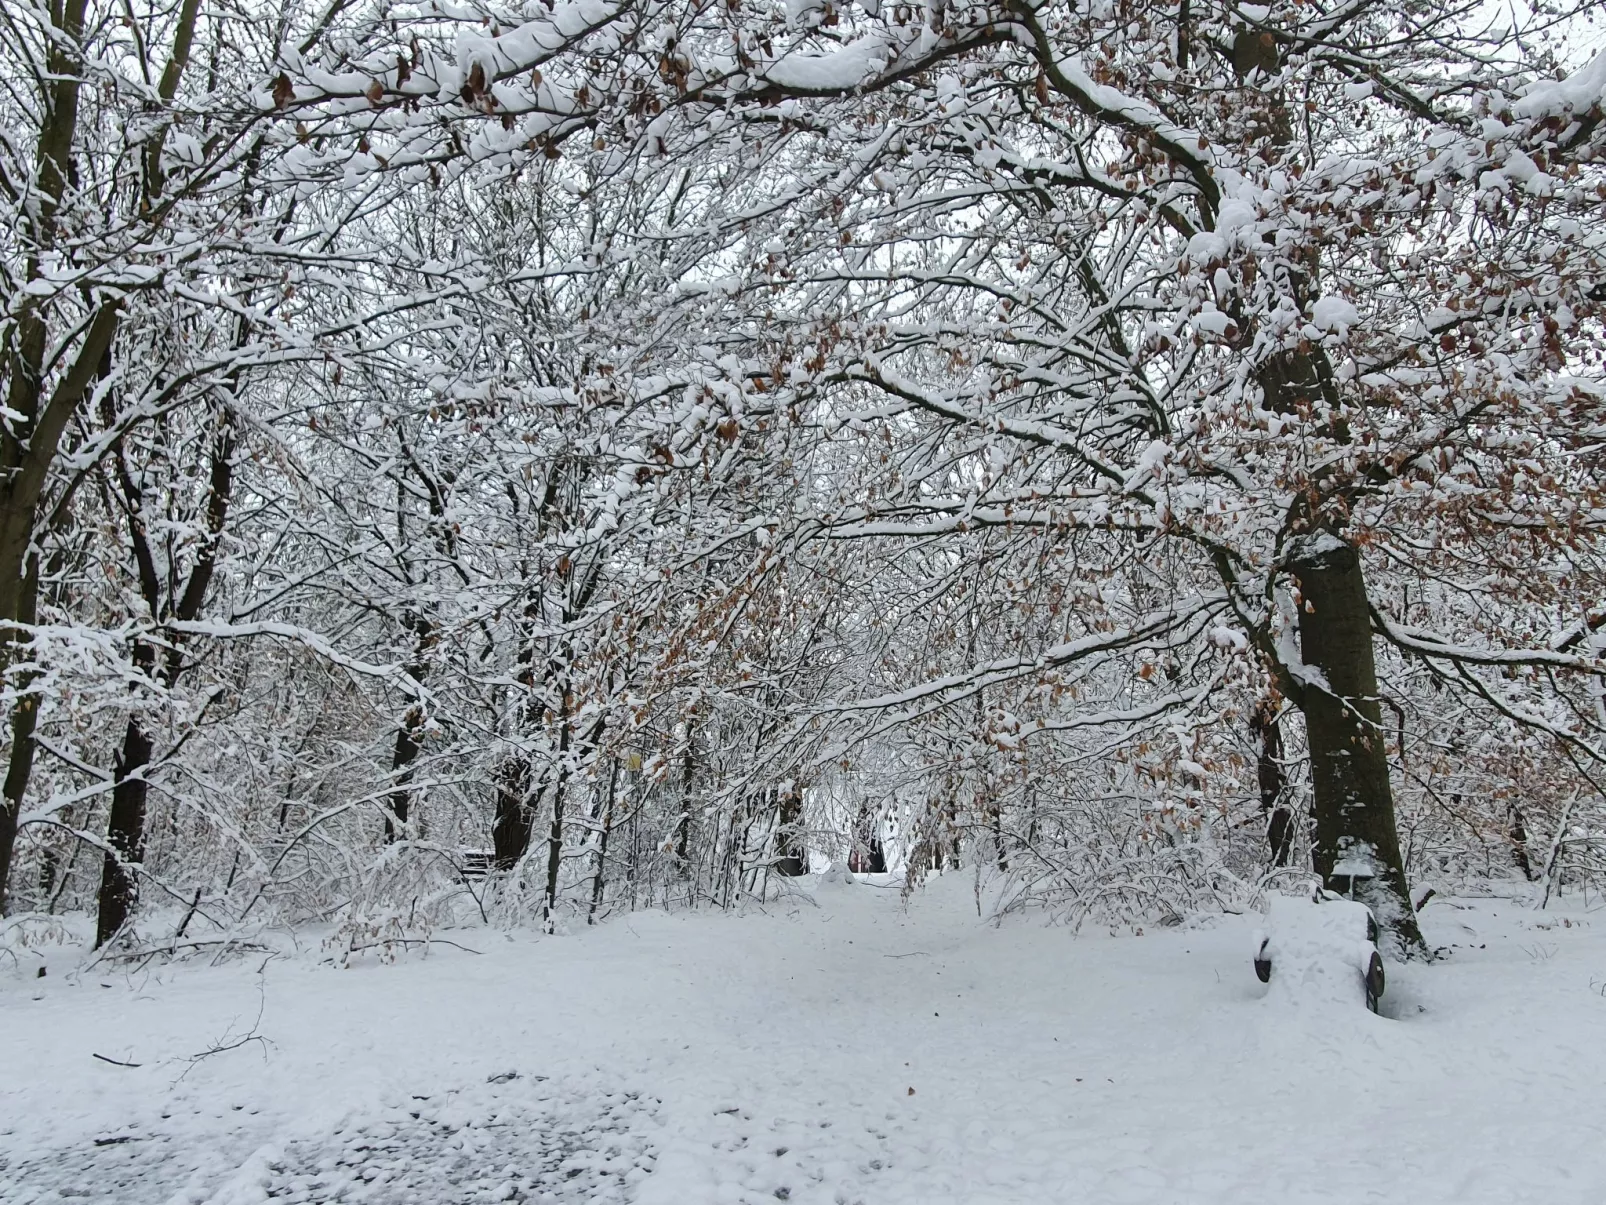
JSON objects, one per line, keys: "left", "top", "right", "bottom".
{"left": 4, "top": 875, "right": 1605, "bottom": 1204}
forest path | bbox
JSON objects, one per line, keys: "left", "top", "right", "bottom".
{"left": 4, "top": 875, "right": 1605, "bottom": 1203}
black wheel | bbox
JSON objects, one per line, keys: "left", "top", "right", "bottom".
{"left": 1363, "top": 949, "right": 1385, "bottom": 1014}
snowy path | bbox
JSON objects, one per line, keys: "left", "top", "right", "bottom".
{"left": 4, "top": 876, "right": 1605, "bottom": 1203}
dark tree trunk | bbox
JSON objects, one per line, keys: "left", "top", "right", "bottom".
{"left": 588, "top": 759, "right": 619, "bottom": 922}
{"left": 385, "top": 703, "right": 423, "bottom": 842}
{"left": 5, "top": 0, "right": 200, "bottom": 925}
{"left": 542, "top": 771, "right": 567, "bottom": 929}
{"left": 96, "top": 718, "right": 153, "bottom": 947}
{"left": 1509, "top": 804, "right": 1536, "bottom": 881}
{"left": 539, "top": 692, "right": 580, "bottom": 927}
{"left": 1251, "top": 699, "right": 1293, "bottom": 866}
{"left": 492, "top": 757, "right": 535, "bottom": 870}
{"left": 989, "top": 803, "right": 1007, "bottom": 873}
{"left": 672, "top": 808, "right": 691, "bottom": 876}
{"left": 673, "top": 726, "right": 695, "bottom": 879}
{"left": 384, "top": 615, "right": 433, "bottom": 842}
{"left": 0, "top": 0, "right": 127, "bottom": 911}
{"left": 864, "top": 831, "right": 886, "bottom": 874}
{"left": 1287, "top": 535, "right": 1425, "bottom": 955}
{"left": 91, "top": 408, "right": 234, "bottom": 945}
{"left": 0, "top": 747, "right": 20, "bottom": 914}
{"left": 0, "top": 557, "right": 39, "bottom": 915}
{"left": 38, "top": 843, "right": 61, "bottom": 901}
{"left": 773, "top": 786, "right": 807, "bottom": 877}
{"left": 849, "top": 803, "right": 887, "bottom": 874}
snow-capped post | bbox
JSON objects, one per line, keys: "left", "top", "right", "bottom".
{"left": 1285, "top": 533, "right": 1425, "bottom": 958}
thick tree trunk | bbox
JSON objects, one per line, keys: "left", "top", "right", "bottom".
{"left": 0, "top": 11, "right": 96, "bottom": 899}
{"left": 0, "top": 760, "right": 19, "bottom": 914}
{"left": 96, "top": 718, "right": 153, "bottom": 946}
{"left": 492, "top": 757, "right": 535, "bottom": 870}
{"left": 0, "top": 697, "right": 39, "bottom": 915}
{"left": 1287, "top": 535, "right": 1425, "bottom": 955}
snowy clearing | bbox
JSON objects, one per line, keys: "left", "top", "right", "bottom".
{"left": 5, "top": 877, "right": 1604, "bottom": 1205}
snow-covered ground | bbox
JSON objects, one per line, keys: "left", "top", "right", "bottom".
{"left": 4, "top": 875, "right": 1605, "bottom": 1204}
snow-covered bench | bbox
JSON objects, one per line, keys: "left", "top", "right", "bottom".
{"left": 1253, "top": 890, "right": 1387, "bottom": 1013}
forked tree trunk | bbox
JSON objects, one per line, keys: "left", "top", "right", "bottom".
{"left": 92, "top": 408, "right": 235, "bottom": 947}
{"left": 0, "top": 0, "right": 129, "bottom": 912}
{"left": 1287, "top": 534, "right": 1426, "bottom": 955}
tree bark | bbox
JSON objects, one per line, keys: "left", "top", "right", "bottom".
{"left": 542, "top": 721, "right": 571, "bottom": 929}
{"left": 492, "top": 757, "right": 536, "bottom": 870}
{"left": 3, "top": 0, "right": 202, "bottom": 920}
{"left": 92, "top": 406, "right": 234, "bottom": 947}
{"left": 0, "top": 554, "right": 41, "bottom": 914}
{"left": 588, "top": 758, "right": 619, "bottom": 922}
{"left": 673, "top": 724, "right": 695, "bottom": 879}
{"left": 1287, "top": 534, "right": 1425, "bottom": 955}
{"left": 543, "top": 778, "right": 565, "bottom": 928}
{"left": 1508, "top": 803, "right": 1536, "bottom": 881}
{"left": 384, "top": 695, "right": 424, "bottom": 842}
{"left": 96, "top": 718, "right": 153, "bottom": 946}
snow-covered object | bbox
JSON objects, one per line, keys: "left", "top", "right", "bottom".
{"left": 1254, "top": 893, "right": 1384, "bottom": 1012}
{"left": 1310, "top": 295, "right": 1359, "bottom": 334}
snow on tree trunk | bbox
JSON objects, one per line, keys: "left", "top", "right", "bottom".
{"left": 96, "top": 719, "right": 152, "bottom": 947}
{"left": 1287, "top": 534, "right": 1425, "bottom": 957}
